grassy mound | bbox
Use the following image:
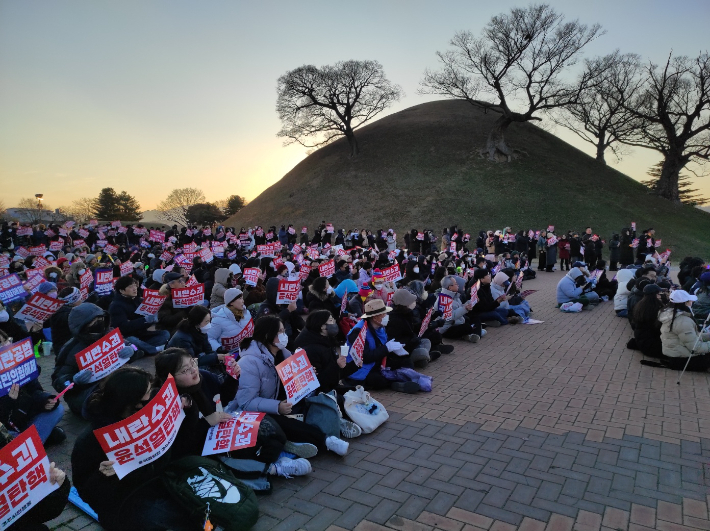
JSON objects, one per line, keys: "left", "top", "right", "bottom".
{"left": 227, "top": 100, "right": 710, "bottom": 259}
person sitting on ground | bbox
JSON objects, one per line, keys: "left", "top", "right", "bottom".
{"left": 468, "top": 269, "right": 512, "bottom": 326}
{"left": 628, "top": 284, "right": 665, "bottom": 359}
{"left": 207, "top": 288, "right": 253, "bottom": 353}
{"left": 489, "top": 271, "right": 528, "bottom": 321}
{"left": 656, "top": 290, "right": 710, "bottom": 371}
{"left": 556, "top": 267, "right": 601, "bottom": 308}
{"left": 693, "top": 272, "right": 710, "bottom": 322}
{"left": 209, "top": 267, "right": 232, "bottom": 308}
{"left": 436, "top": 276, "right": 481, "bottom": 341}
{"left": 404, "top": 280, "right": 454, "bottom": 355}
{"left": 255, "top": 278, "right": 304, "bottom": 345}
{"left": 613, "top": 267, "right": 637, "bottom": 317}
{"left": 305, "top": 277, "right": 338, "bottom": 314}
{"left": 293, "top": 310, "right": 345, "bottom": 394}
{"left": 157, "top": 271, "right": 191, "bottom": 335}
{"left": 386, "top": 289, "right": 440, "bottom": 368}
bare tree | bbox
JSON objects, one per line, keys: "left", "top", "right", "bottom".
{"left": 157, "top": 188, "right": 206, "bottom": 227}
{"left": 420, "top": 4, "right": 603, "bottom": 161}
{"left": 0, "top": 200, "right": 6, "bottom": 220}
{"left": 62, "top": 197, "right": 97, "bottom": 224}
{"left": 15, "top": 198, "right": 51, "bottom": 224}
{"left": 618, "top": 52, "right": 710, "bottom": 202}
{"left": 552, "top": 51, "right": 641, "bottom": 164}
{"left": 277, "top": 60, "right": 403, "bottom": 157}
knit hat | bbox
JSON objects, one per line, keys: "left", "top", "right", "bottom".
{"left": 392, "top": 289, "right": 417, "bottom": 307}
{"left": 358, "top": 285, "right": 372, "bottom": 298}
{"left": 224, "top": 288, "right": 243, "bottom": 306}
{"left": 700, "top": 272, "right": 710, "bottom": 284}
{"left": 68, "top": 303, "right": 104, "bottom": 335}
{"left": 642, "top": 284, "right": 662, "bottom": 295}
{"left": 56, "top": 257, "right": 68, "bottom": 267}
{"left": 152, "top": 269, "right": 166, "bottom": 283}
{"left": 473, "top": 268, "right": 490, "bottom": 280}
{"left": 372, "top": 269, "right": 384, "bottom": 283}
{"left": 59, "top": 287, "right": 81, "bottom": 304}
{"left": 37, "top": 282, "right": 57, "bottom": 295}
{"left": 164, "top": 272, "right": 183, "bottom": 284}
{"left": 229, "top": 264, "right": 242, "bottom": 276}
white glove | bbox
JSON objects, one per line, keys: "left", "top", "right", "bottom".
{"left": 386, "top": 340, "right": 403, "bottom": 353}
{"left": 119, "top": 346, "right": 135, "bottom": 359}
{"left": 393, "top": 347, "right": 409, "bottom": 357}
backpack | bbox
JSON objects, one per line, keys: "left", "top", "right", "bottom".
{"left": 162, "top": 455, "right": 259, "bottom": 531}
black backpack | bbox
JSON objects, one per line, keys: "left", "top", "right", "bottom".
{"left": 162, "top": 456, "right": 259, "bottom": 531}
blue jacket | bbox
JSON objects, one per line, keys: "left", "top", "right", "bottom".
{"left": 345, "top": 320, "right": 388, "bottom": 380}
{"left": 556, "top": 269, "right": 584, "bottom": 303}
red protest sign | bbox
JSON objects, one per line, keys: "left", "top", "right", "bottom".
{"left": 381, "top": 264, "right": 402, "bottom": 283}
{"left": 149, "top": 230, "right": 165, "bottom": 243}
{"left": 0, "top": 338, "right": 39, "bottom": 397}
{"left": 418, "top": 307, "right": 434, "bottom": 338}
{"left": 22, "top": 271, "right": 45, "bottom": 294}
{"left": 437, "top": 293, "right": 453, "bottom": 320}
{"left": 172, "top": 284, "right": 205, "bottom": 308}
{"left": 220, "top": 318, "right": 254, "bottom": 352}
{"left": 318, "top": 259, "right": 335, "bottom": 278}
{"left": 198, "top": 247, "right": 214, "bottom": 263}
{"left": 349, "top": 322, "right": 367, "bottom": 367}
{"left": 470, "top": 280, "right": 480, "bottom": 307}
{"left": 185, "top": 275, "right": 198, "bottom": 287}
{"left": 326, "top": 224, "right": 334, "bottom": 233}
{"left": 119, "top": 261, "right": 133, "bottom": 277}
{"left": 16, "top": 226, "right": 33, "bottom": 237}
{"left": 111, "top": 221, "right": 122, "bottom": 228}
{"left": 94, "top": 268, "right": 114, "bottom": 296}
{"left": 341, "top": 291, "right": 349, "bottom": 314}
{"left": 202, "top": 411, "right": 265, "bottom": 456}
{"left": 159, "top": 251, "right": 173, "bottom": 263}
{"left": 80, "top": 268, "right": 93, "bottom": 291}
{"left": 135, "top": 289, "right": 167, "bottom": 317}
{"left": 276, "top": 280, "right": 300, "bottom": 304}
{"left": 32, "top": 256, "right": 52, "bottom": 270}
{"left": 15, "top": 293, "right": 64, "bottom": 323}
{"left": 276, "top": 349, "right": 320, "bottom": 404}
{"left": 28, "top": 246, "right": 46, "bottom": 257}
{"left": 73, "top": 239, "right": 86, "bottom": 248}
{"left": 0, "top": 426, "right": 59, "bottom": 529}
{"left": 75, "top": 330, "right": 129, "bottom": 383}
{"left": 78, "top": 228, "right": 89, "bottom": 238}
{"left": 104, "top": 244, "right": 118, "bottom": 255}
{"left": 243, "top": 268, "right": 260, "bottom": 287}
{"left": 298, "top": 264, "right": 312, "bottom": 282}
{"left": 93, "top": 376, "right": 184, "bottom": 480}
{"left": 49, "top": 239, "right": 64, "bottom": 252}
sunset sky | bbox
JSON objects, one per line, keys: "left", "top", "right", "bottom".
{"left": 1, "top": 0, "right": 708, "bottom": 212}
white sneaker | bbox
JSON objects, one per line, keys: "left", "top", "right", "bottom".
{"left": 326, "top": 436, "right": 349, "bottom": 456}
{"left": 269, "top": 457, "right": 312, "bottom": 478}
{"left": 283, "top": 441, "right": 318, "bottom": 458}
{"left": 340, "top": 419, "right": 362, "bottom": 439}
{"left": 480, "top": 329, "right": 487, "bottom": 337}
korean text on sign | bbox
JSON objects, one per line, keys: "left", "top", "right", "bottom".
{"left": 0, "top": 426, "right": 59, "bottom": 529}
{"left": 75, "top": 330, "right": 129, "bottom": 383}
{"left": 0, "top": 274, "right": 27, "bottom": 305}
{"left": 0, "top": 338, "right": 39, "bottom": 397}
{"left": 275, "top": 349, "right": 320, "bottom": 404}
{"left": 380, "top": 264, "right": 402, "bottom": 283}
{"left": 94, "top": 269, "right": 114, "bottom": 296}
{"left": 437, "top": 294, "right": 453, "bottom": 320}
{"left": 318, "top": 260, "right": 335, "bottom": 278}
{"left": 348, "top": 322, "right": 367, "bottom": 367}
{"left": 276, "top": 280, "right": 300, "bottom": 304}
{"left": 172, "top": 284, "right": 205, "bottom": 308}
{"left": 134, "top": 289, "right": 167, "bottom": 317}
{"left": 220, "top": 318, "right": 254, "bottom": 352}
{"left": 202, "top": 412, "right": 265, "bottom": 456}
{"left": 94, "top": 376, "right": 185, "bottom": 480}
{"left": 15, "top": 293, "right": 64, "bottom": 323}
{"left": 243, "top": 268, "right": 260, "bottom": 287}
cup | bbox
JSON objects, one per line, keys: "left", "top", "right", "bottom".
{"left": 42, "top": 342, "right": 53, "bottom": 357}
{"left": 340, "top": 345, "right": 349, "bottom": 357}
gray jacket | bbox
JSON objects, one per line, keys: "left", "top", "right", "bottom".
{"left": 230, "top": 340, "right": 291, "bottom": 414}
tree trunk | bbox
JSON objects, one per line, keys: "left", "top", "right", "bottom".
{"left": 484, "top": 116, "right": 513, "bottom": 162}
{"left": 345, "top": 129, "right": 359, "bottom": 157}
{"left": 656, "top": 150, "right": 687, "bottom": 202}
{"left": 595, "top": 131, "right": 607, "bottom": 165}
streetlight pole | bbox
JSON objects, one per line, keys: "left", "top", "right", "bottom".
{"left": 35, "top": 194, "right": 43, "bottom": 224}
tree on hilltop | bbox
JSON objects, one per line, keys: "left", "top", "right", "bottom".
{"left": 157, "top": 188, "right": 206, "bottom": 227}
{"left": 641, "top": 162, "right": 709, "bottom": 206}
{"left": 94, "top": 188, "right": 142, "bottom": 221}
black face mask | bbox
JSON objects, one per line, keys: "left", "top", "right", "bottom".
{"left": 85, "top": 320, "right": 105, "bottom": 335}
{"left": 325, "top": 323, "right": 339, "bottom": 336}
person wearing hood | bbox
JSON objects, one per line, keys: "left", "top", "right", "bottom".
{"left": 386, "top": 289, "right": 440, "bottom": 368}
{"left": 609, "top": 234, "right": 621, "bottom": 271}
{"left": 613, "top": 268, "right": 636, "bottom": 317}
{"left": 333, "top": 260, "right": 351, "bottom": 285}
{"left": 403, "top": 280, "right": 454, "bottom": 354}
{"left": 306, "top": 277, "right": 339, "bottom": 314}
{"left": 50, "top": 287, "right": 83, "bottom": 355}
{"left": 230, "top": 315, "right": 350, "bottom": 456}
{"left": 156, "top": 272, "right": 191, "bottom": 335}
{"left": 692, "top": 272, "right": 710, "bottom": 322}
{"left": 400, "top": 259, "right": 422, "bottom": 286}
{"left": 656, "top": 290, "right": 710, "bottom": 371}
{"left": 619, "top": 227, "right": 635, "bottom": 267}
{"left": 207, "top": 288, "right": 253, "bottom": 352}
{"left": 72, "top": 367, "right": 200, "bottom": 531}
{"left": 490, "top": 271, "right": 527, "bottom": 321}
{"left": 52, "top": 303, "right": 135, "bottom": 415}
{"left": 556, "top": 267, "right": 600, "bottom": 307}
{"left": 255, "top": 277, "right": 304, "bottom": 343}
{"left": 147, "top": 268, "right": 167, "bottom": 290}
{"left": 293, "top": 310, "right": 347, "bottom": 394}
{"left": 210, "top": 267, "right": 232, "bottom": 308}
{"left": 536, "top": 230, "right": 547, "bottom": 270}
{"left": 109, "top": 276, "right": 168, "bottom": 355}
{"left": 333, "top": 278, "right": 357, "bottom": 318}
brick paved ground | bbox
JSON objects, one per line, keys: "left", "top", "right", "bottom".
{"left": 40, "top": 269, "right": 710, "bottom": 531}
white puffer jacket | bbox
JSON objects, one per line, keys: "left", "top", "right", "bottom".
{"left": 206, "top": 305, "right": 253, "bottom": 350}
{"left": 613, "top": 269, "right": 636, "bottom": 311}
{"left": 658, "top": 307, "right": 710, "bottom": 358}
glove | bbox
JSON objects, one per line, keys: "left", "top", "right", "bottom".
{"left": 73, "top": 369, "right": 93, "bottom": 385}
{"left": 144, "top": 313, "right": 158, "bottom": 324}
{"left": 119, "top": 346, "right": 135, "bottom": 359}
{"left": 386, "top": 340, "right": 403, "bottom": 353}
{"left": 393, "top": 347, "right": 409, "bottom": 357}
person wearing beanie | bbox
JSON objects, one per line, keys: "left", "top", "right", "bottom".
{"left": 208, "top": 287, "right": 254, "bottom": 352}
{"left": 148, "top": 268, "right": 167, "bottom": 290}
{"left": 386, "top": 289, "right": 440, "bottom": 368}
{"left": 109, "top": 276, "right": 169, "bottom": 356}
{"left": 50, "top": 287, "right": 83, "bottom": 354}
{"left": 84, "top": 254, "right": 97, "bottom": 268}
{"left": 347, "top": 284, "right": 372, "bottom": 317}
{"left": 655, "top": 290, "right": 710, "bottom": 371}
{"left": 52, "top": 303, "right": 135, "bottom": 416}
{"left": 37, "top": 281, "right": 58, "bottom": 298}
{"left": 490, "top": 272, "right": 527, "bottom": 322}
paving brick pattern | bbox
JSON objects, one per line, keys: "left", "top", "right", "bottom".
{"left": 40, "top": 269, "right": 710, "bottom": 530}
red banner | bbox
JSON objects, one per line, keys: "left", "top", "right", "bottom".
{"left": 220, "top": 318, "right": 254, "bottom": 352}
{"left": 381, "top": 264, "right": 402, "bottom": 283}
{"left": 198, "top": 247, "right": 214, "bottom": 263}
{"left": 119, "top": 261, "right": 133, "bottom": 277}
{"left": 318, "top": 260, "right": 335, "bottom": 278}
{"left": 298, "top": 265, "right": 312, "bottom": 282}
{"left": 135, "top": 289, "right": 167, "bottom": 317}
{"left": 418, "top": 307, "right": 434, "bottom": 337}
{"left": 16, "top": 226, "right": 33, "bottom": 237}
{"left": 28, "top": 246, "right": 46, "bottom": 257}
{"left": 348, "top": 322, "right": 367, "bottom": 367}
{"left": 75, "top": 329, "right": 129, "bottom": 383}
{"left": 243, "top": 268, "right": 260, "bottom": 287}
{"left": 172, "top": 284, "right": 205, "bottom": 308}
{"left": 93, "top": 376, "right": 184, "bottom": 480}
{"left": 22, "top": 271, "right": 45, "bottom": 294}
{"left": 276, "top": 349, "right": 320, "bottom": 404}
{"left": 15, "top": 293, "right": 64, "bottom": 323}
{"left": 201, "top": 411, "right": 264, "bottom": 456}
{"left": 49, "top": 239, "right": 64, "bottom": 252}
{"left": 470, "top": 280, "right": 480, "bottom": 307}
{"left": 276, "top": 280, "right": 300, "bottom": 304}
{"left": 0, "top": 426, "right": 59, "bottom": 529}
{"left": 149, "top": 230, "right": 165, "bottom": 243}
{"left": 80, "top": 268, "right": 93, "bottom": 291}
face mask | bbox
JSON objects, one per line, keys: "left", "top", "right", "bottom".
{"left": 275, "top": 332, "right": 289, "bottom": 349}
{"left": 326, "top": 286, "right": 334, "bottom": 294}
{"left": 374, "top": 283, "right": 384, "bottom": 290}
{"left": 413, "top": 267, "right": 419, "bottom": 274}
{"left": 325, "top": 323, "right": 339, "bottom": 336}
{"left": 86, "top": 320, "right": 105, "bottom": 335}
{"left": 201, "top": 323, "right": 212, "bottom": 332}
{"left": 78, "top": 269, "right": 86, "bottom": 276}
{"left": 380, "top": 314, "right": 390, "bottom": 326}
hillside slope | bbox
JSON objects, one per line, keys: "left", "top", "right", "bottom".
{"left": 227, "top": 100, "right": 710, "bottom": 259}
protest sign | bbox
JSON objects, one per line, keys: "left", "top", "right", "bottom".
{"left": 0, "top": 274, "right": 26, "bottom": 305}
{"left": 172, "top": 284, "right": 205, "bottom": 308}
{"left": 418, "top": 307, "right": 434, "bottom": 337}
{"left": 28, "top": 246, "right": 46, "bottom": 257}
{"left": 631, "top": 221, "right": 636, "bottom": 231}
{"left": 49, "top": 239, "right": 63, "bottom": 252}
{"left": 80, "top": 268, "right": 93, "bottom": 292}
{"left": 119, "top": 261, "right": 133, "bottom": 277}
{"left": 93, "top": 375, "right": 184, "bottom": 480}
{"left": 276, "top": 280, "right": 300, "bottom": 304}
{"left": 202, "top": 412, "right": 265, "bottom": 456}
{"left": 341, "top": 290, "right": 349, "bottom": 314}
{"left": 0, "top": 426, "right": 59, "bottom": 529}
{"left": 381, "top": 264, "right": 402, "bottom": 283}
{"left": 111, "top": 221, "right": 121, "bottom": 228}
{"left": 15, "top": 293, "right": 64, "bottom": 323}
{"left": 22, "top": 270, "right": 45, "bottom": 294}
{"left": 0, "top": 338, "right": 39, "bottom": 397}
{"left": 243, "top": 268, "right": 260, "bottom": 287}
{"left": 94, "top": 269, "right": 114, "bottom": 296}
{"left": 75, "top": 330, "right": 129, "bottom": 383}
{"left": 450, "top": 242, "right": 456, "bottom": 253}
{"left": 276, "top": 349, "right": 320, "bottom": 404}
{"left": 326, "top": 224, "right": 334, "bottom": 233}
{"left": 348, "top": 322, "right": 367, "bottom": 367}
{"left": 257, "top": 244, "right": 274, "bottom": 257}
{"left": 78, "top": 228, "right": 89, "bottom": 238}
{"left": 655, "top": 239, "right": 662, "bottom": 247}
{"left": 134, "top": 289, "right": 167, "bottom": 317}
{"left": 14, "top": 248, "right": 29, "bottom": 259}
{"left": 32, "top": 256, "right": 52, "bottom": 270}
{"left": 298, "top": 264, "right": 312, "bottom": 282}
{"left": 318, "top": 260, "right": 335, "bottom": 278}
{"left": 437, "top": 293, "right": 453, "bottom": 320}
{"left": 104, "top": 244, "right": 118, "bottom": 255}
{"left": 149, "top": 230, "right": 165, "bottom": 243}
{"left": 198, "top": 247, "right": 214, "bottom": 263}
{"left": 16, "top": 226, "right": 33, "bottom": 237}
{"left": 185, "top": 275, "right": 198, "bottom": 287}
{"left": 220, "top": 318, "right": 254, "bottom": 352}
{"left": 73, "top": 239, "right": 86, "bottom": 248}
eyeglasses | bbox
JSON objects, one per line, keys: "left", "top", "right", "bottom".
{"left": 177, "top": 358, "right": 198, "bottom": 375}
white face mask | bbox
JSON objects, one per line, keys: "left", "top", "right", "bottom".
{"left": 326, "top": 286, "right": 334, "bottom": 294}
{"left": 380, "top": 314, "right": 390, "bottom": 326}
{"left": 201, "top": 323, "right": 212, "bottom": 332}
{"left": 374, "top": 283, "right": 384, "bottom": 291}
{"left": 78, "top": 269, "right": 86, "bottom": 276}
{"left": 413, "top": 267, "right": 419, "bottom": 274}
{"left": 275, "top": 332, "right": 288, "bottom": 349}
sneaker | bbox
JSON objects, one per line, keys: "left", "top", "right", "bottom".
{"left": 283, "top": 441, "right": 318, "bottom": 458}
{"left": 429, "top": 350, "right": 441, "bottom": 362}
{"left": 325, "top": 436, "right": 349, "bottom": 456}
{"left": 391, "top": 381, "right": 420, "bottom": 394}
{"left": 437, "top": 344, "right": 454, "bottom": 355}
{"left": 465, "top": 334, "right": 480, "bottom": 343}
{"left": 484, "top": 321, "right": 501, "bottom": 328}
{"left": 129, "top": 349, "right": 146, "bottom": 362}
{"left": 480, "top": 329, "right": 487, "bottom": 337}
{"left": 45, "top": 427, "right": 66, "bottom": 446}
{"left": 507, "top": 316, "right": 521, "bottom": 325}
{"left": 340, "top": 419, "right": 362, "bottom": 439}
{"left": 269, "top": 457, "right": 312, "bottom": 478}
{"left": 411, "top": 350, "right": 429, "bottom": 368}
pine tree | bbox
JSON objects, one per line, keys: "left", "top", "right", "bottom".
{"left": 93, "top": 188, "right": 120, "bottom": 220}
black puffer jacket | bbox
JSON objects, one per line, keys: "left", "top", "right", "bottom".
{"left": 385, "top": 306, "right": 422, "bottom": 352}
{"left": 108, "top": 291, "right": 151, "bottom": 338}
{"left": 293, "top": 327, "right": 341, "bottom": 393}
